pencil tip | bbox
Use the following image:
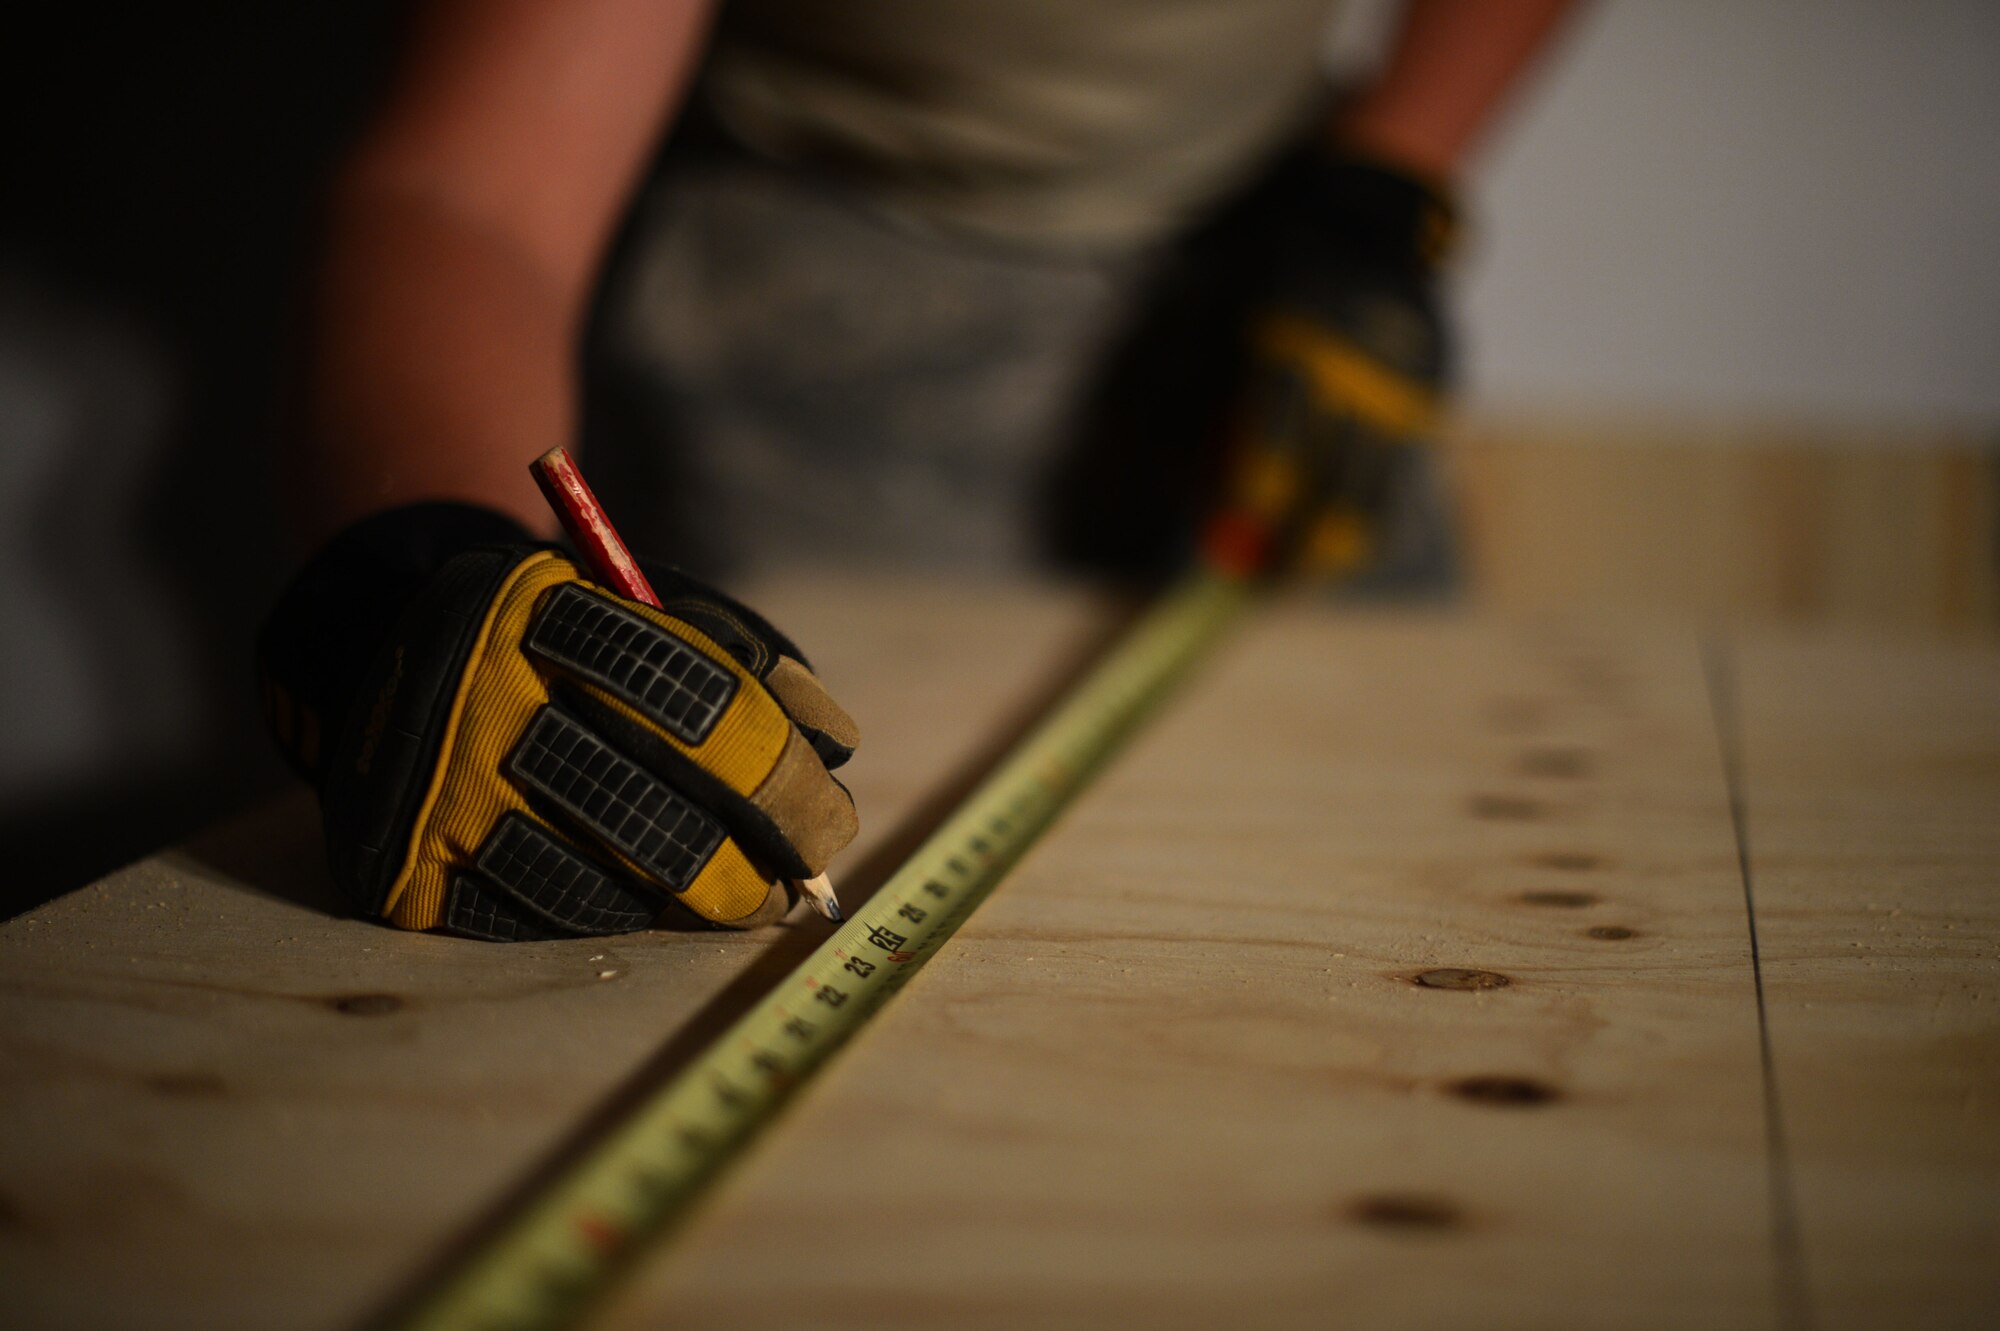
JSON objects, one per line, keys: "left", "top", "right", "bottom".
{"left": 796, "top": 872, "right": 841, "bottom": 922}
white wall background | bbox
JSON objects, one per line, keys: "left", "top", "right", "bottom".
{"left": 1342, "top": 0, "right": 2000, "bottom": 426}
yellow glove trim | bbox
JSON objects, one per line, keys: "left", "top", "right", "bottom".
{"left": 1256, "top": 314, "right": 1438, "bottom": 439}
{"left": 685, "top": 838, "right": 786, "bottom": 925}
{"left": 381, "top": 552, "right": 794, "bottom": 930}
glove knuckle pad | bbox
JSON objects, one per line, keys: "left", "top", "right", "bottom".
{"left": 469, "top": 814, "right": 657, "bottom": 932}
{"left": 524, "top": 584, "right": 738, "bottom": 745}
{"left": 442, "top": 814, "right": 659, "bottom": 941}
{"left": 505, "top": 704, "right": 727, "bottom": 893}
{"left": 443, "top": 877, "right": 573, "bottom": 942}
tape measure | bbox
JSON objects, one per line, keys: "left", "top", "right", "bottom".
{"left": 387, "top": 568, "right": 1251, "bottom": 1331}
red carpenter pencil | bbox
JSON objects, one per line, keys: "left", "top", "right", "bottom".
{"left": 530, "top": 446, "right": 660, "bottom": 608}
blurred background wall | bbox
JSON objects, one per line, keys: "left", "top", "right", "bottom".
{"left": 1, "top": 0, "right": 1995, "bottom": 913}
{"left": 1446, "top": 0, "right": 2000, "bottom": 423}
{"left": 1, "top": 4, "right": 403, "bottom": 909}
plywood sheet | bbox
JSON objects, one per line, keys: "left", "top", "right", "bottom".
{"left": 1732, "top": 630, "right": 2000, "bottom": 1329}
{"left": 4, "top": 576, "right": 1993, "bottom": 1331}
{"left": 611, "top": 603, "right": 1777, "bottom": 1330}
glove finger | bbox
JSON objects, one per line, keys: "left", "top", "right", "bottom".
{"left": 549, "top": 684, "right": 858, "bottom": 882}
{"left": 441, "top": 876, "right": 577, "bottom": 942}
{"left": 440, "top": 812, "right": 661, "bottom": 941}
{"left": 761, "top": 656, "right": 858, "bottom": 768}
{"left": 519, "top": 584, "right": 859, "bottom": 873}
{"left": 639, "top": 565, "right": 858, "bottom": 771}
{"left": 642, "top": 564, "right": 807, "bottom": 672}
{"left": 506, "top": 700, "right": 831, "bottom": 927}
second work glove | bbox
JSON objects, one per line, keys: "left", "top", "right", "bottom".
{"left": 258, "top": 504, "right": 859, "bottom": 940}
{"left": 1206, "top": 152, "right": 1457, "bottom": 581}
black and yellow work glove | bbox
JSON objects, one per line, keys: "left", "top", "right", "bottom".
{"left": 257, "top": 503, "right": 859, "bottom": 940}
{"left": 1205, "top": 153, "right": 1457, "bottom": 581}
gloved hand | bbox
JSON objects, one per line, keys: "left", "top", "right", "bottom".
{"left": 1204, "top": 152, "right": 1457, "bottom": 581}
{"left": 257, "top": 503, "right": 859, "bottom": 940}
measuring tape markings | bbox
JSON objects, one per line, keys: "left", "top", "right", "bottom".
{"left": 395, "top": 570, "right": 1250, "bottom": 1330}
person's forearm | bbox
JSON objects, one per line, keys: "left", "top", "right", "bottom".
{"left": 1333, "top": 0, "right": 1588, "bottom": 183}
{"left": 290, "top": 0, "right": 718, "bottom": 551}
{"left": 299, "top": 183, "right": 577, "bottom": 546}
{"left": 299, "top": 167, "right": 597, "bottom": 546}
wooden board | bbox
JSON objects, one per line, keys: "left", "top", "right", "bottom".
{"left": 1730, "top": 630, "right": 2000, "bottom": 1328}
{"left": 1449, "top": 415, "right": 2000, "bottom": 633}
{"left": 1, "top": 576, "right": 1993, "bottom": 1329}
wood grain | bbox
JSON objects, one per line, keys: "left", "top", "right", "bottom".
{"left": 1731, "top": 629, "right": 2000, "bottom": 1328}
